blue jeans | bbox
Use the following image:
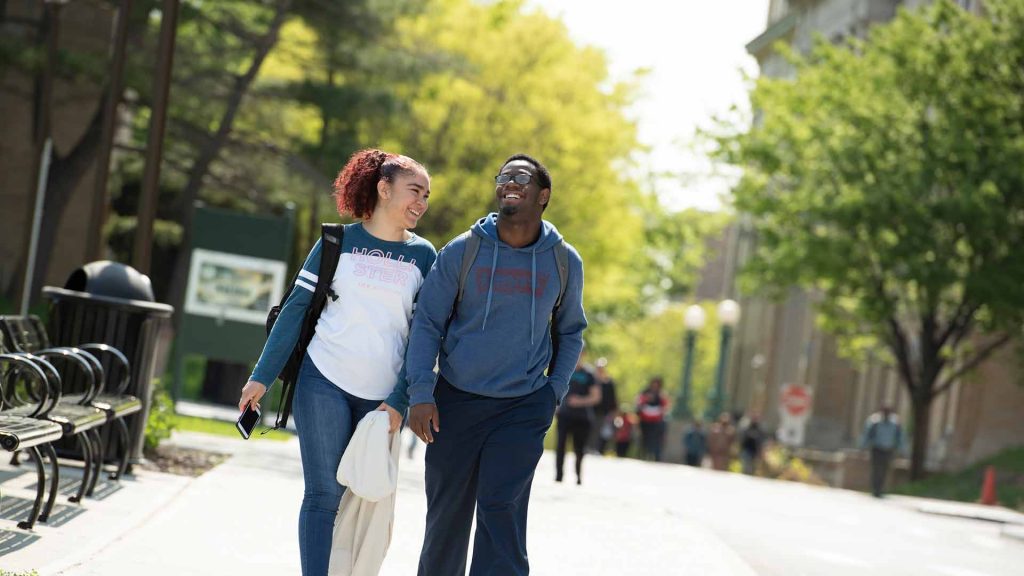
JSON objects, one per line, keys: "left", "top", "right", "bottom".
{"left": 293, "top": 354, "right": 380, "bottom": 576}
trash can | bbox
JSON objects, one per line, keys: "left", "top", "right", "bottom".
{"left": 43, "top": 261, "right": 174, "bottom": 465}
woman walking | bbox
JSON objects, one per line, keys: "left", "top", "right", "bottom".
{"left": 238, "top": 149, "right": 436, "bottom": 576}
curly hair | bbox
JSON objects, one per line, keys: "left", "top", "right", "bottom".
{"left": 333, "top": 149, "right": 425, "bottom": 219}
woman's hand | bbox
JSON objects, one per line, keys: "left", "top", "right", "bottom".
{"left": 377, "top": 402, "right": 402, "bottom": 433}
{"left": 238, "top": 380, "right": 268, "bottom": 412}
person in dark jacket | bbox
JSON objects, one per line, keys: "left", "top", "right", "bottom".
{"left": 860, "top": 405, "right": 903, "bottom": 497}
{"left": 555, "top": 354, "right": 601, "bottom": 484}
{"left": 590, "top": 357, "right": 619, "bottom": 454}
{"left": 739, "top": 415, "right": 767, "bottom": 475}
{"left": 683, "top": 420, "right": 708, "bottom": 467}
{"left": 635, "top": 377, "right": 669, "bottom": 462}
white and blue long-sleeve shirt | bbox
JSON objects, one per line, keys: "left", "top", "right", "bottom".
{"left": 250, "top": 223, "right": 436, "bottom": 413}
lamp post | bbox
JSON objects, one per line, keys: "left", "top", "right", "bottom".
{"left": 706, "top": 299, "right": 741, "bottom": 420}
{"left": 673, "top": 304, "right": 706, "bottom": 420}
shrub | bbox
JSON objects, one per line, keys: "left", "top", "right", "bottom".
{"left": 144, "top": 380, "right": 177, "bottom": 452}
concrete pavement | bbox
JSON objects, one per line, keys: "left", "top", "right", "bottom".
{"left": 1, "top": 430, "right": 1022, "bottom": 575}
{"left": 1, "top": 430, "right": 755, "bottom": 575}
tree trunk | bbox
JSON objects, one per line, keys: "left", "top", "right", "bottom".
{"left": 164, "top": 1, "right": 291, "bottom": 315}
{"left": 909, "top": 388, "right": 932, "bottom": 481}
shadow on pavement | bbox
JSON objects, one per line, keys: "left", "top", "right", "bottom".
{"left": 0, "top": 529, "right": 41, "bottom": 556}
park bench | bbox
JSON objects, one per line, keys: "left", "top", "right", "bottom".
{"left": 0, "top": 353, "right": 65, "bottom": 530}
{"left": 0, "top": 327, "right": 107, "bottom": 506}
{"left": 11, "top": 316, "right": 141, "bottom": 484}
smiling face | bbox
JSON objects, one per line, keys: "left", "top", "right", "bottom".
{"left": 495, "top": 159, "right": 550, "bottom": 222}
{"left": 378, "top": 167, "right": 430, "bottom": 230}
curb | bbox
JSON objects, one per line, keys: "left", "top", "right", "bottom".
{"left": 915, "top": 501, "right": 1024, "bottom": 525}
{"left": 1003, "top": 524, "right": 1024, "bottom": 542}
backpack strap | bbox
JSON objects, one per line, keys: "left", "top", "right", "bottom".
{"left": 457, "top": 232, "right": 480, "bottom": 304}
{"left": 443, "top": 231, "right": 480, "bottom": 332}
{"left": 553, "top": 240, "right": 569, "bottom": 309}
{"left": 547, "top": 239, "right": 570, "bottom": 375}
{"left": 272, "top": 223, "right": 344, "bottom": 430}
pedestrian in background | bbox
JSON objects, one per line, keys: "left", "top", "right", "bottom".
{"left": 591, "top": 357, "right": 619, "bottom": 454}
{"left": 683, "top": 420, "right": 707, "bottom": 467}
{"left": 635, "top": 377, "right": 669, "bottom": 462}
{"left": 613, "top": 404, "right": 636, "bottom": 457}
{"left": 555, "top": 351, "right": 601, "bottom": 484}
{"left": 738, "top": 414, "right": 767, "bottom": 475}
{"left": 706, "top": 412, "right": 736, "bottom": 471}
{"left": 860, "top": 404, "right": 903, "bottom": 497}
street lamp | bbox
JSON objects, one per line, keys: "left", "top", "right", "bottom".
{"left": 673, "top": 304, "right": 706, "bottom": 420}
{"left": 705, "top": 299, "right": 741, "bottom": 420}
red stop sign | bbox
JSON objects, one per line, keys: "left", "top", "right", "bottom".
{"left": 780, "top": 384, "right": 812, "bottom": 417}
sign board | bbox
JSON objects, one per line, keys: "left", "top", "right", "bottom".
{"left": 780, "top": 383, "right": 813, "bottom": 419}
{"left": 777, "top": 383, "right": 813, "bottom": 447}
{"left": 174, "top": 205, "right": 295, "bottom": 402}
{"left": 184, "top": 248, "right": 286, "bottom": 325}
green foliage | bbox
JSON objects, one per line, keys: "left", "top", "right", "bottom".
{"left": 380, "top": 0, "right": 650, "bottom": 316}
{"left": 892, "top": 446, "right": 1024, "bottom": 510}
{"left": 0, "top": 570, "right": 40, "bottom": 576}
{"left": 588, "top": 300, "right": 724, "bottom": 415}
{"left": 719, "top": 0, "right": 1024, "bottom": 355}
{"left": 144, "top": 380, "right": 178, "bottom": 452}
{"left": 173, "top": 414, "right": 292, "bottom": 441}
{"left": 761, "top": 445, "right": 827, "bottom": 484}
{"left": 714, "top": 0, "right": 1024, "bottom": 478}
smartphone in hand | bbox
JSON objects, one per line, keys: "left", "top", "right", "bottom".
{"left": 236, "top": 404, "right": 261, "bottom": 440}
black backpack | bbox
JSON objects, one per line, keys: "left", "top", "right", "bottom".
{"left": 264, "top": 223, "right": 344, "bottom": 430}
{"left": 451, "top": 231, "right": 569, "bottom": 375}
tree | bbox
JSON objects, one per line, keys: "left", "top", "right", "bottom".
{"left": 717, "top": 0, "right": 1024, "bottom": 479}
{"left": 380, "top": 0, "right": 650, "bottom": 316}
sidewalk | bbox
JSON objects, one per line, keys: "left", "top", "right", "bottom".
{"left": 1, "top": 431, "right": 756, "bottom": 575}
{"left": 885, "top": 494, "right": 1024, "bottom": 542}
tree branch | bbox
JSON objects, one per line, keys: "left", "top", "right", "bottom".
{"left": 933, "top": 333, "right": 1013, "bottom": 398}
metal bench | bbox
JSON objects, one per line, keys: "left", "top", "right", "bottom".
{"left": 0, "top": 354, "right": 64, "bottom": 530}
{"left": 20, "top": 315, "right": 141, "bottom": 484}
{"left": 0, "top": 328, "right": 107, "bottom": 505}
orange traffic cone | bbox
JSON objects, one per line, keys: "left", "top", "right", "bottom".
{"left": 980, "top": 465, "right": 998, "bottom": 506}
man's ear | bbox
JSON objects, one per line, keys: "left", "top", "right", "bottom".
{"left": 540, "top": 187, "right": 551, "bottom": 207}
{"left": 377, "top": 179, "right": 389, "bottom": 200}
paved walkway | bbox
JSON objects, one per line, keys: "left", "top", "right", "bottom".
{"left": 1, "top": 430, "right": 1021, "bottom": 575}
{"left": 1, "top": 431, "right": 755, "bottom": 575}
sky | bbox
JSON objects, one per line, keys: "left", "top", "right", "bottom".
{"left": 529, "top": 1, "right": 771, "bottom": 212}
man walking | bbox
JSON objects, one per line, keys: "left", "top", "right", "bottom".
{"left": 861, "top": 404, "right": 903, "bottom": 497}
{"left": 405, "top": 153, "right": 587, "bottom": 576}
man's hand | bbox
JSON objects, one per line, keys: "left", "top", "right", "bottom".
{"left": 409, "top": 403, "right": 440, "bottom": 443}
{"left": 238, "top": 380, "right": 267, "bottom": 412}
{"left": 376, "top": 402, "right": 403, "bottom": 433}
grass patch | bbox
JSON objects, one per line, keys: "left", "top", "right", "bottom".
{"left": 172, "top": 414, "right": 293, "bottom": 442}
{"left": 891, "top": 446, "right": 1024, "bottom": 510}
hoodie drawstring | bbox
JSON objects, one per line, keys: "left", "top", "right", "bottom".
{"left": 482, "top": 244, "right": 499, "bottom": 330}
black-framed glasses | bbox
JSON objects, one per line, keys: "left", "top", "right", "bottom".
{"left": 495, "top": 173, "right": 532, "bottom": 186}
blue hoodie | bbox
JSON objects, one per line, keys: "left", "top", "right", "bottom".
{"left": 405, "top": 213, "right": 587, "bottom": 405}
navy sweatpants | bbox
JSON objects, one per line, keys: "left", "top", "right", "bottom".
{"left": 418, "top": 377, "right": 557, "bottom": 576}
